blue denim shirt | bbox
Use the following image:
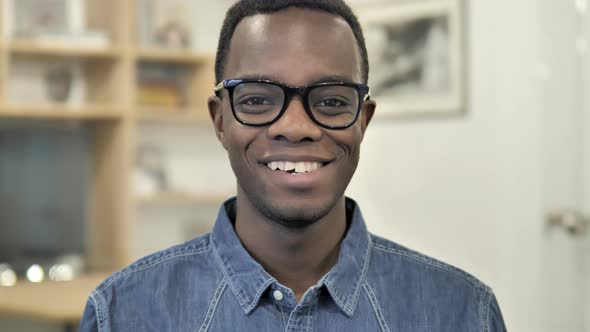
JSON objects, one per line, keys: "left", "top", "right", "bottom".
{"left": 80, "top": 197, "right": 506, "bottom": 331}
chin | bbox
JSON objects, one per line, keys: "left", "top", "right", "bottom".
{"left": 253, "top": 194, "right": 340, "bottom": 229}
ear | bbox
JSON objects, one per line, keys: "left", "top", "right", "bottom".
{"left": 208, "top": 95, "right": 228, "bottom": 150}
{"left": 359, "top": 99, "right": 376, "bottom": 141}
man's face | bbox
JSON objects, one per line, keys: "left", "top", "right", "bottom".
{"left": 209, "top": 8, "right": 375, "bottom": 228}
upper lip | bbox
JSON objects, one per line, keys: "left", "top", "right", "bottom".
{"left": 258, "top": 154, "right": 334, "bottom": 164}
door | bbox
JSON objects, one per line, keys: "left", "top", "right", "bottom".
{"left": 536, "top": 0, "right": 590, "bottom": 331}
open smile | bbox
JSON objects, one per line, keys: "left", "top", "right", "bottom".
{"left": 257, "top": 157, "right": 335, "bottom": 189}
{"left": 263, "top": 160, "right": 331, "bottom": 174}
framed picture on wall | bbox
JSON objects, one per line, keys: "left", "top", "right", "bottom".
{"left": 358, "top": 0, "right": 466, "bottom": 118}
{"left": 3, "top": 0, "right": 85, "bottom": 39}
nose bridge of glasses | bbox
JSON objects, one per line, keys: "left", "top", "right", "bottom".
{"left": 269, "top": 92, "right": 322, "bottom": 142}
{"left": 282, "top": 90, "right": 312, "bottom": 120}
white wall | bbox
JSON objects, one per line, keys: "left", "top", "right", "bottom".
{"left": 138, "top": 1, "right": 587, "bottom": 331}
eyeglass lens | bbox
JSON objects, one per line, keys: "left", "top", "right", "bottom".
{"left": 232, "top": 82, "right": 360, "bottom": 127}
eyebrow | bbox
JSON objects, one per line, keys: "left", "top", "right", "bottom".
{"left": 233, "top": 74, "right": 357, "bottom": 85}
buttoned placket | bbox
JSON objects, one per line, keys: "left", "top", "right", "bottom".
{"left": 270, "top": 284, "right": 323, "bottom": 332}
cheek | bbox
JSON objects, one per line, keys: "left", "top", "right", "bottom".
{"left": 331, "top": 126, "right": 364, "bottom": 160}
{"left": 224, "top": 125, "right": 261, "bottom": 168}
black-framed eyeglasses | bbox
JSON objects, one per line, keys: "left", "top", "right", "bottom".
{"left": 214, "top": 79, "right": 371, "bottom": 130}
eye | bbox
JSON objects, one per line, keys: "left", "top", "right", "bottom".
{"left": 315, "top": 98, "right": 349, "bottom": 108}
{"left": 239, "top": 96, "right": 273, "bottom": 106}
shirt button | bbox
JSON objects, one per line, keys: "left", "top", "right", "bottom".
{"left": 273, "top": 290, "right": 284, "bottom": 301}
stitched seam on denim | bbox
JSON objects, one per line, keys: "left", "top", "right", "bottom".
{"left": 246, "top": 278, "right": 275, "bottom": 312}
{"left": 286, "top": 307, "right": 309, "bottom": 332}
{"left": 90, "top": 290, "right": 107, "bottom": 332}
{"left": 98, "top": 246, "right": 212, "bottom": 291}
{"left": 362, "top": 279, "right": 391, "bottom": 332}
{"left": 482, "top": 287, "right": 492, "bottom": 332}
{"left": 305, "top": 304, "right": 313, "bottom": 332}
{"left": 371, "top": 243, "right": 485, "bottom": 289}
{"left": 211, "top": 238, "right": 249, "bottom": 309}
{"left": 478, "top": 287, "right": 485, "bottom": 332}
{"left": 323, "top": 278, "right": 352, "bottom": 314}
{"left": 353, "top": 234, "right": 373, "bottom": 309}
{"left": 198, "top": 278, "right": 228, "bottom": 332}
{"left": 323, "top": 233, "right": 372, "bottom": 316}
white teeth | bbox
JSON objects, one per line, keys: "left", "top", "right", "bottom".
{"left": 295, "top": 162, "right": 306, "bottom": 173}
{"left": 267, "top": 161, "right": 278, "bottom": 170}
{"left": 266, "top": 161, "right": 324, "bottom": 173}
{"left": 285, "top": 161, "right": 295, "bottom": 172}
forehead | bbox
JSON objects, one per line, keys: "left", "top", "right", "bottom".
{"left": 224, "top": 8, "right": 362, "bottom": 85}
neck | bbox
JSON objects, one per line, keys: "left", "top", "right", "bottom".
{"left": 234, "top": 192, "right": 347, "bottom": 301}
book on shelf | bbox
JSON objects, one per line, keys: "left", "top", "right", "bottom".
{"left": 137, "top": 63, "right": 188, "bottom": 108}
{"left": 138, "top": 83, "right": 184, "bottom": 108}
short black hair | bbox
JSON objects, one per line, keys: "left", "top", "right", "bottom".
{"left": 215, "top": 0, "right": 369, "bottom": 84}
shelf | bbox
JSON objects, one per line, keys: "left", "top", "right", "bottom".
{"left": 0, "top": 272, "right": 110, "bottom": 323}
{"left": 137, "top": 107, "right": 209, "bottom": 123}
{"left": 136, "top": 48, "right": 212, "bottom": 64}
{"left": 9, "top": 40, "right": 120, "bottom": 59}
{"left": 137, "top": 192, "right": 229, "bottom": 206}
{"left": 0, "top": 104, "right": 125, "bottom": 120}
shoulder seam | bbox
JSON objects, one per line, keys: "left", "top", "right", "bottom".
{"left": 371, "top": 242, "right": 487, "bottom": 289}
{"left": 198, "top": 277, "right": 228, "bottom": 332}
{"left": 89, "top": 289, "right": 107, "bottom": 332}
{"left": 98, "top": 244, "right": 212, "bottom": 291}
{"left": 362, "top": 279, "right": 391, "bottom": 332}
{"left": 482, "top": 287, "right": 493, "bottom": 332}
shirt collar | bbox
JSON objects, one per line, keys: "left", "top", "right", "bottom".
{"left": 210, "top": 197, "right": 371, "bottom": 317}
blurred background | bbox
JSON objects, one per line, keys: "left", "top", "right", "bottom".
{"left": 0, "top": 0, "right": 588, "bottom": 331}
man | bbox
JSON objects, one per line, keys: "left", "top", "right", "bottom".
{"left": 80, "top": 0, "right": 506, "bottom": 331}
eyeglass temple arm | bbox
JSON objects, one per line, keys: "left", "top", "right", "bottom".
{"left": 213, "top": 81, "right": 225, "bottom": 93}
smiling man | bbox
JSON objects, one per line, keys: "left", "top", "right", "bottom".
{"left": 80, "top": 0, "right": 506, "bottom": 331}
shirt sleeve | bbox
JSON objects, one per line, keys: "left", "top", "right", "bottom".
{"left": 487, "top": 291, "right": 507, "bottom": 332}
{"left": 79, "top": 297, "right": 100, "bottom": 332}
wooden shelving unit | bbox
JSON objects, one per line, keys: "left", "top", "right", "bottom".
{"left": 0, "top": 104, "right": 124, "bottom": 120}
{"left": 0, "top": 0, "right": 222, "bottom": 323}
{"left": 137, "top": 48, "right": 211, "bottom": 64}
{"left": 8, "top": 40, "right": 121, "bottom": 58}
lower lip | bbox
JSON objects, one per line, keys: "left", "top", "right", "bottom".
{"left": 260, "top": 163, "right": 332, "bottom": 189}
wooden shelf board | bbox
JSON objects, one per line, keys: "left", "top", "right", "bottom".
{"left": 0, "top": 272, "right": 110, "bottom": 323}
{"left": 137, "top": 108, "right": 209, "bottom": 123}
{"left": 137, "top": 192, "right": 230, "bottom": 206}
{"left": 136, "top": 48, "right": 212, "bottom": 64}
{"left": 0, "top": 104, "right": 125, "bottom": 120}
{"left": 9, "top": 40, "right": 120, "bottom": 58}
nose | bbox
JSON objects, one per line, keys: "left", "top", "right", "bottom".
{"left": 267, "top": 96, "right": 323, "bottom": 143}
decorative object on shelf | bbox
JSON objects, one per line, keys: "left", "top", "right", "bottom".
{"left": 134, "top": 144, "right": 169, "bottom": 197}
{"left": 137, "top": 0, "right": 194, "bottom": 49}
{"left": 45, "top": 62, "right": 74, "bottom": 102}
{"left": 9, "top": 58, "right": 86, "bottom": 106}
{"left": 137, "top": 63, "right": 188, "bottom": 108}
{"left": 4, "top": 0, "right": 111, "bottom": 47}
{"left": 155, "top": 21, "right": 191, "bottom": 49}
{"left": 358, "top": 0, "right": 465, "bottom": 117}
